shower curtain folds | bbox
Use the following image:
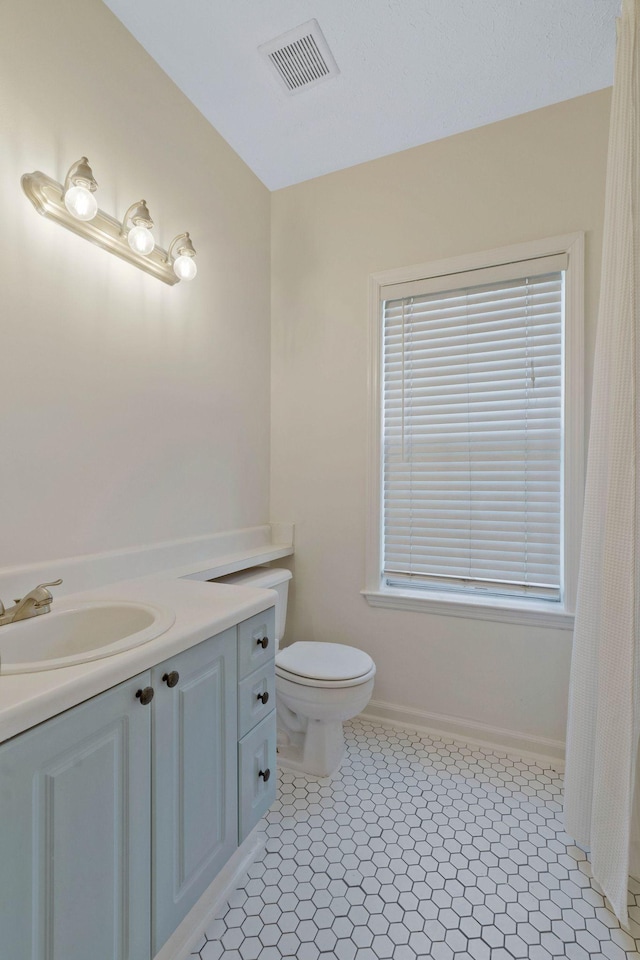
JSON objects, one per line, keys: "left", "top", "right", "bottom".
{"left": 564, "top": 0, "right": 640, "bottom": 927}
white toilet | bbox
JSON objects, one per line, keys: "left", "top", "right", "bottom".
{"left": 215, "top": 567, "right": 376, "bottom": 777}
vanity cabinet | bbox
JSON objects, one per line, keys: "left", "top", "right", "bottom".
{"left": 0, "top": 605, "right": 276, "bottom": 960}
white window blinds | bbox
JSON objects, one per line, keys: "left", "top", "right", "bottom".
{"left": 382, "top": 256, "right": 565, "bottom": 601}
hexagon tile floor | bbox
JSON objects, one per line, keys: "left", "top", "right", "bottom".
{"left": 192, "top": 718, "right": 640, "bottom": 960}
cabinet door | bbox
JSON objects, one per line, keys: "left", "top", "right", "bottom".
{"left": 238, "top": 710, "right": 277, "bottom": 842}
{"left": 0, "top": 673, "right": 152, "bottom": 960}
{"left": 152, "top": 628, "right": 238, "bottom": 953}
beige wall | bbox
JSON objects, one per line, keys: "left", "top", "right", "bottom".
{"left": 0, "top": 0, "right": 271, "bottom": 566}
{"left": 1, "top": 0, "right": 611, "bottom": 749}
{"left": 271, "top": 90, "right": 611, "bottom": 747}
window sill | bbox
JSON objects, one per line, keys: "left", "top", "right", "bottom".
{"left": 362, "top": 588, "right": 574, "bottom": 630}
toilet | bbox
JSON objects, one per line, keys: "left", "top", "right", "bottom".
{"left": 214, "top": 567, "right": 376, "bottom": 777}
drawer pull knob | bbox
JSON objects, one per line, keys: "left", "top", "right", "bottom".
{"left": 135, "top": 687, "right": 154, "bottom": 706}
{"left": 259, "top": 768, "right": 271, "bottom": 782}
{"left": 256, "top": 636, "right": 269, "bottom": 649}
{"left": 256, "top": 691, "right": 270, "bottom": 705}
{"left": 162, "top": 671, "right": 180, "bottom": 688}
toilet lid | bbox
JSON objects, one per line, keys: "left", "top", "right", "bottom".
{"left": 276, "top": 642, "right": 374, "bottom": 682}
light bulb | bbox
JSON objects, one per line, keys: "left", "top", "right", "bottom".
{"left": 127, "top": 224, "right": 155, "bottom": 256}
{"left": 173, "top": 254, "right": 197, "bottom": 281}
{"left": 64, "top": 185, "right": 98, "bottom": 221}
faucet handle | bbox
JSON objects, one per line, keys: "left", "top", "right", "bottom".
{"left": 28, "top": 579, "right": 63, "bottom": 609}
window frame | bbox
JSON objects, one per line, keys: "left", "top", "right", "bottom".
{"left": 363, "top": 233, "right": 585, "bottom": 629}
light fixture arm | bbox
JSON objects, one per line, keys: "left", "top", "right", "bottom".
{"left": 166, "top": 232, "right": 196, "bottom": 263}
{"left": 63, "top": 156, "right": 98, "bottom": 194}
{"left": 121, "top": 199, "right": 154, "bottom": 237}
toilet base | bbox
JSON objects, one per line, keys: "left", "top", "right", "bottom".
{"left": 277, "top": 718, "right": 346, "bottom": 779}
{"left": 275, "top": 672, "right": 375, "bottom": 779}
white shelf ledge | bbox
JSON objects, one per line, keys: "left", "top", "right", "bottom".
{"left": 174, "top": 544, "right": 294, "bottom": 582}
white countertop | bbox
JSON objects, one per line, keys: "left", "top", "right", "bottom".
{"left": 0, "top": 576, "right": 276, "bottom": 744}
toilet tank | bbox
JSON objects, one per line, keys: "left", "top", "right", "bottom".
{"left": 213, "top": 566, "right": 292, "bottom": 642}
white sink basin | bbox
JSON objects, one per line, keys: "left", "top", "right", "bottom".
{"left": 0, "top": 600, "right": 176, "bottom": 674}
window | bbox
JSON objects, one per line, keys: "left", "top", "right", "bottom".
{"left": 364, "top": 235, "right": 584, "bottom": 628}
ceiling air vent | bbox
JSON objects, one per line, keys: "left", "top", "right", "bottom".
{"left": 259, "top": 19, "right": 339, "bottom": 95}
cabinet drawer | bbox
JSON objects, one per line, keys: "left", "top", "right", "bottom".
{"left": 238, "top": 712, "right": 276, "bottom": 842}
{"left": 238, "top": 665, "right": 276, "bottom": 739}
{"left": 238, "top": 607, "right": 275, "bottom": 679}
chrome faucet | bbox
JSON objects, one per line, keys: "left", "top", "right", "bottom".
{"left": 0, "top": 579, "right": 63, "bottom": 627}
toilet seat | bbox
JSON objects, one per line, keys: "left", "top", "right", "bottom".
{"left": 276, "top": 641, "right": 375, "bottom": 689}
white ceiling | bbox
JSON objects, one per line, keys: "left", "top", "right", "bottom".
{"left": 101, "top": 0, "right": 619, "bottom": 191}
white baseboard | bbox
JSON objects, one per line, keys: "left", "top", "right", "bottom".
{"left": 362, "top": 698, "right": 565, "bottom": 769}
{"left": 155, "top": 828, "right": 266, "bottom": 960}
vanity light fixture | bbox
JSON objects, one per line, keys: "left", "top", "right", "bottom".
{"left": 167, "top": 232, "right": 197, "bottom": 281}
{"left": 21, "top": 157, "right": 197, "bottom": 285}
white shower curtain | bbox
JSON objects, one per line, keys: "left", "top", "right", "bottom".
{"left": 564, "top": 0, "right": 640, "bottom": 927}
